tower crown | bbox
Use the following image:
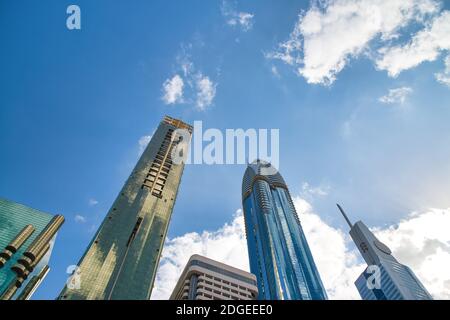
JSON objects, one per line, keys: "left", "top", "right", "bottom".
{"left": 242, "top": 160, "right": 287, "bottom": 199}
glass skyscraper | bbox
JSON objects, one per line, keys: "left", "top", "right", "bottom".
{"left": 241, "top": 160, "right": 327, "bottom": 300}
{"left": 59, "top": 116, "right": 192, "bottom": 300}
{"left": 337, "top": 204, "right": 433, "bottom": 300}
{"left": 0, "top": 198, "right": 64, "bottom": 300}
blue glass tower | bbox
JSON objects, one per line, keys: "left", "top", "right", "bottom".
{"left": 241, "top": 160, "right": 327, "bottom": 300}
{"left": 337, "top": 204, "right": 433, "bottom": 300}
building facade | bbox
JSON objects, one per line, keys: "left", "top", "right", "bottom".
{"left": 337, "top": 204, "right": 433, "bottom": 300}
{"left": 170, "top": 255, "right": 258, "bottom": 300}
{"left": 59, "top": 116, "right": 192, "bottom": 300}
{"left": 0, "top": 198, "right": 64, "bottom": 300}
{"left": 241, "top": 160, "right": 327, "bottom": 300}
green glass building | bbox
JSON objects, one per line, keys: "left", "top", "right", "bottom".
{"left": 59, "top": 116, "right": 192, "bottom": 300}
{"left": 0, "top": 198, "right": 64, "bottom": 300}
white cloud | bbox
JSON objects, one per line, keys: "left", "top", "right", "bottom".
{"left": 293, "top": 196, "right": 364, "bottom": 299}
{"left": 301, "top": 182, "right": 330, "bottom": 197}
{"left": 379, "top": 86, "right": 413, "bottom": 104}
{"left": 265, "top": 21, "right": 302, "bottom": 66}
{"left": 151, "top": 194, "right": 450, "bottom": 299}
{"left": 74, "top": 214, "right": 87, "bottom": 223}
{"left": 271, "top": 65, "right": 281, "bottom": 78}
{"left": 435, "top": 55, "right": 450, "bottom": 87}
{"left": 138, "top": 133, "right": 153, "bottom": 155}
{"left": 341, "top": 120, "right": 352, "bottom": 138}
{"left": 88, "top": 198, "right": 98, "bottom": 206}
{"left": 88, "top": 224, "right": 98, "bottom": 233}
{"left": 267, "top": 0, "right": 443, "bottom": 85}
{"left": 196, "top": 75, "right": 217, "bottom": 110}
{"left": 162, "top": 74, "right": 184, "bottom": 105}
{"left": 221, "top": 1, "right": 255, "bottom": 32}
{"left": 376, "top": 10, "right": 450, "bottom": 77}
{"left": 162, "top": 48, "right": 217, "bottom": 110}
{"left": 151, "top": 209, "right": 248, "bottom": 300}
{"left": 374, "top": 208, "right": 450, "bottom": 299}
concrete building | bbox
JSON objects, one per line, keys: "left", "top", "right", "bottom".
{"left": 170, "top": 255, "right": 258, "bottom": 300}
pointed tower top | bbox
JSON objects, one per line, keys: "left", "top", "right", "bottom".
{"left": 336, "top": 203, "right": 353, "bottom": 229}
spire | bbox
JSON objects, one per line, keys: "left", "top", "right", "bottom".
{"left": 336, "top": 203, "right": 353, "bottom": 229}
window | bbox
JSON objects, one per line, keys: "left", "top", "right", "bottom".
{"left": 189, "top": 260, "right": 257, "bottom": 286}
{"left": 141, "top": 129, "right": 178, "bottom": 197}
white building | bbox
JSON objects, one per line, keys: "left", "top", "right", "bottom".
{"left": 170, "top": 254, "right": 258, "bottom": 300}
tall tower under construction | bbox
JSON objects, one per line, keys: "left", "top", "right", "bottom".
{"left": 59, "top": 116, "right": 192, "bottom": 300}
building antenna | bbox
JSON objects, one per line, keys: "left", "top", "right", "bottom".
{"left": 336, "top": 203, "right": 353, "bottom": 229}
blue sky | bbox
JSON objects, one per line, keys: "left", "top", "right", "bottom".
{"left": 1, "top": 0, "right": 450, "bottom": 299}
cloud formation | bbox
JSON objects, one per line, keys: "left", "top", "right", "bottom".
{"left": 74, "top": 214, "right": 87, "bottom": 223}
{"left": 151, "top": 209, "right": 248, "bottom": 299}
{"left": 293, "top": 197, "right": 364, "bottom": 299}
{"left": 162, "top": 47, "right": 217, "bottom": 110}
{"left": 162, "top": 74, "right": 184, "bottom": 105}
{"left": 196, "top": 75, "right": 217, "bottom": 110}
{"left": 301, "top": 182, "right": 330, "bottom": 198}
{"left": 151, "top": 194, "right": 450, "bottom": 299}
{"left": 376, "top": 10, "right": 450, "bottom": 77}
{"left": 379, "top": 86, "right": 413, "bottom": 104}
{"left": 138, "top": 132, "right": 154, "bottom": 155}
{"left": 435, "top": 55, "right": 450, "bottom": 87}
{"left": 88, "top": 198, "right": 98, "bottom": 206}
{"left": 374, "top": 208, "right": 450, "bottom": 299}
{"left": 270, "top": 65, "right": 281, "bottom": 78}
{"left": 221, "top": 0, "right": 254, "bottom": 32}
{"left": 267, "top": 0, "right": 448, "bottom": 85}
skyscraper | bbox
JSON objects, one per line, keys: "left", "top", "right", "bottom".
{"left": 59, "top": 116, "right": 192, "bottom": 300}
{"left": 0, "top": 198, "right": 64, "bottom": 300}
{"left": 241, "top": 160, "right": 327, "bottom": 300}
{"left": 337, "top": 204, "right": 433, "bottom": 300}
{"left": 170, "top": 255, "right": 258, "bottom": 300}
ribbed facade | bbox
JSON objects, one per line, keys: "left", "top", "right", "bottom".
{"left": 0, "top": 198, "right": 62, "bottom": 300}
{"left": 355, "top": 261, "right": 432, "bottom": 300}
{"left": 170, "top": 255, "right": 258, "bottom": 300}
{"left": 242, "top": 161, "right": 327, "bottom": 300}
{"left": 58, "top": 116, "right": 192, "bottom": 300}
